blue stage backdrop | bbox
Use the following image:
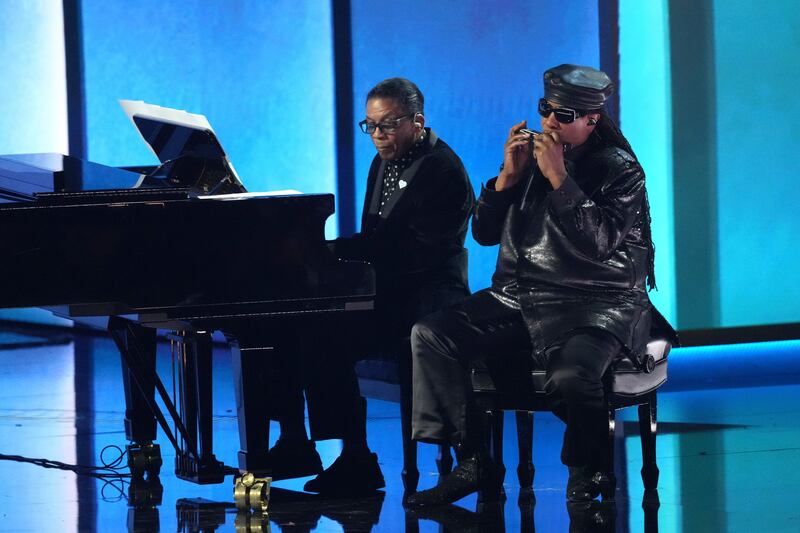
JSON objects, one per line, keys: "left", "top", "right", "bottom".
{"left": 81, "top": 0, "right": 339, "bottom": 234}
{"left": 350, "top": 0, "right": 600, "bottom": 291}
{"left": 619, "top": 0, "right": 675, "bottom": 325}
{"left": 3, "top": 0, "right": 800, "bottom": 332}
{"left": 0, "top": 1, "right": 68, "bottom": 155}
{"left": 713, "top": 0, "right": 800, "bottom": 327}
{"left": 0, "top": 0, "right": 70, "bottom": 325}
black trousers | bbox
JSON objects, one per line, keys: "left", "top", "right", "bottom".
{"left": 411, "top": 289, "right": 621, "bottom": 469}
{"left": 261, "top": 314, "right": 370, "bottom": 442}
{"left": 268, "top": 282, "right": 470, "bottom": 442}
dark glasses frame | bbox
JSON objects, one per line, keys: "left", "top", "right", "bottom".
{"left": 358, "top": 115, "right": 412, "bottom": 134}
{"left": 537, "top": 98, "right": 589, "bottom": 124}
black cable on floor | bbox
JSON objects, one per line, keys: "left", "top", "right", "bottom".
{"left": 0, "top": 444, "right": 131, "bottom": 480}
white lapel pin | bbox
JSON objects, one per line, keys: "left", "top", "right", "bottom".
{"left": 398, "top": 179, "right": 407, "bottom": 189}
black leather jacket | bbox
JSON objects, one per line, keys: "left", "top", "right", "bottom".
{"left": 473, "top": 133, "right": 653, "bottom": 357}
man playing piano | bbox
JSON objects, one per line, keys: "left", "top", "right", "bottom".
{"left": 268, "top": 78, "right": 476, "bottom": 495}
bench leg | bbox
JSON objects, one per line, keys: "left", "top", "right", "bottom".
{"left": 490, "top": 410, "right": 504, "bottom": 467}
{"left": 436, "top": 444, "right": 453, "bottom": 475}
{"left": 520, "top": 494, "right": 535, "bottom": 533}
{"left": 404, "top": 509, "right": 420, "bottom": 533}
{"left": 400, "top": 384, "right": 419, "bottom": 495}
{"left": 515, "top": 411, "right": 534, "bottom": 491}
{"left": 399, "top": 344, "right": 421, "bottom": 496}
{"left": 478, "top": 410, "right": 506, "bottom": 505}
{"left": 605, "top": 407, "right": 617, "bottom": 501}
{"left": 639, "top": 393, "right": 660, "bottom": 492}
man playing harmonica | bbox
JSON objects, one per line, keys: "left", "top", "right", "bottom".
{"left": 407, "top": 64, "right": 662, "bottom": 506}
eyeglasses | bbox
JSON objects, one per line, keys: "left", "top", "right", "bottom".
{"left": 537, "top": 98, "right": 588, "bottom": 124}
{"left": 358, "top": 115, "right": 411, "bottom": 134}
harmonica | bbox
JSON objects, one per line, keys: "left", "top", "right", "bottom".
{"left": 519, "top": 128, "right": 571, "bottom": 152}
{"left": 519, "top": 128, "right": 541, "bottom": 138}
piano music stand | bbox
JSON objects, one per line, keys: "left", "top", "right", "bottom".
{"left": 120, "top": 99, "right": 247, "bottom": 195}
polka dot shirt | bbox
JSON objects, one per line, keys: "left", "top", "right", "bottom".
{"left": 379, "top": 130, "right": 427, "bottom": 215}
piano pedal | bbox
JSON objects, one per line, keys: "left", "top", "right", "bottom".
{"left": 126, "top": 442, "right": 163, "bottom": 481}
{"left": 234, "top": 472, "right": 272, "bottom": 514}
{"left": 175, "top": 452, "right": 228, "bottom": 484}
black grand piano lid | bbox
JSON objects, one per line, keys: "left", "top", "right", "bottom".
{"left": 0, "top": 153, "right": 146, "bottom": 199}
{"left": 120, "top": 100, "right": 247, "bottom": 195}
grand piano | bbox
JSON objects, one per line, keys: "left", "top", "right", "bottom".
{"left": 0, "top": 120, "right": 374, "bottom": 486}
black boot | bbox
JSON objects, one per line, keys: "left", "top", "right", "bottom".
{"left": 566, "top": 466, "right": 614, "bottom": 502}
{"left": 404, "top": 454, "right": 502, "bottom": 507}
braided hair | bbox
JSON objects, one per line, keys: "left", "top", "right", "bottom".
{"left": 594, "top": 112, "right": 657, "bottom": 291}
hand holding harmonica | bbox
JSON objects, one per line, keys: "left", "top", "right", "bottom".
{"left": 531, "top": 129, "right": 569, "bottom": 189}
{"left": 498, "top": 122, "right": 570, "bottom": 191}
{"left": 497, "top": 121, "right": 537, "bottom": 191}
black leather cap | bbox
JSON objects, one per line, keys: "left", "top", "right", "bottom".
{"left": 543, "top": 64, "right": 614, "bottom": 110}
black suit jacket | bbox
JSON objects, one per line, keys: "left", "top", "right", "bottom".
{"left": 334, "top": 129, "right": 475, "bottom": 335}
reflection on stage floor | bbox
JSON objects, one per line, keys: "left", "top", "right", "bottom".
{"left": 0, "top": 327, "right": 799, "bottom": 532}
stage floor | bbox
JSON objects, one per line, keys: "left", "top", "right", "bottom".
{"left": 1, "top": 330, "right": 799, "bottom": 532}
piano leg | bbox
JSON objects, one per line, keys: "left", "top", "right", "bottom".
{"left": 111, "top": 317, "right": 227, "bottom": 484}
{"left": 174, "top": 331, "right": 226, "bottom": 484}
{"left": 229, "top": 335, "right": 272, "bottom": 475}
{"left": 119, "top": 321, "right": 157, "bottom": 443}
{"left": 114, "top": 318, "right": 162, "bottom": 480}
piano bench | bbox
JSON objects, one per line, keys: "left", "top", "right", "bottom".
{"left": 468, "top": 336, "right": 672, "bottom": 501}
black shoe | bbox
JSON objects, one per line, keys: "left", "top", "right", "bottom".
{"left": 404, "top": 455, "right": 502, "bottom": 508}
{"left": 303, "top": 451, "right": 385, "bottom": 496}
{"left": 267, "top": 438, "right": 323, "bottom": 480}
{"left": 566, "top": 466, "right": 614, "bottom": 502}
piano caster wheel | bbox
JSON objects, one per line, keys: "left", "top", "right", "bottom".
{"left": 234, "top": 473, "right": 271, "bottom": 513}
{"left": 127, "top": 442, "right": 163, "bottom": 480}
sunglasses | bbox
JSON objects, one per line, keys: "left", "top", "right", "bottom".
{"left": 537, "top": 98, "right": 588, "bottom": 124}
